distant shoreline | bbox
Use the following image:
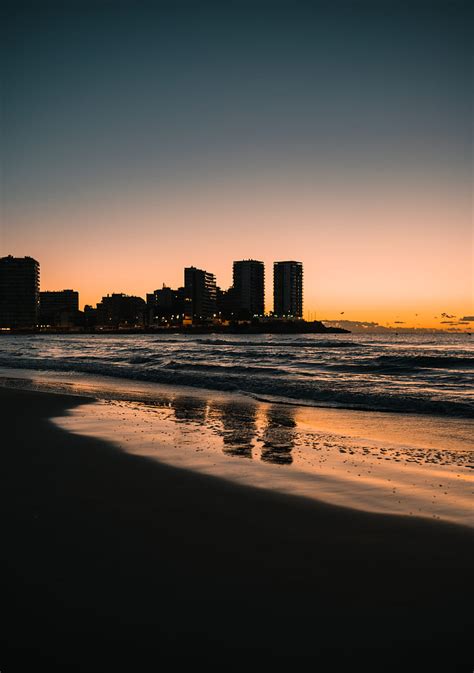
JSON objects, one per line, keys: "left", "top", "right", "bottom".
{"left": 0, "top": 323, "right": 350, "bottom": 336}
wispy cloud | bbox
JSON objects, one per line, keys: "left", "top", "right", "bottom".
{"left": 321, "top": 319, "right": 457, "bottom": 334}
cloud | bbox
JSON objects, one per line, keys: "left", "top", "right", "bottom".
{"left": 322, "top": 320, "right": 381, "bottom": 328}
{"left": 461, "top": 316, "right": 474, "bottom": 321}
{"left": 394, "top": 321, "right": 405, "bottom": 324}
{"left": 321, "top": 319, "right": 469, "bottom": 334}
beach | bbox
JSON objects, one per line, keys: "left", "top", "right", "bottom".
{"left": 3, "top": 0, "right": 472, "bottom": 665}
{"left": 1, "top": 385, "right": 473, "bottom": 668}
{"left": 2, "top": 363, "right": 472, "bottom": 527}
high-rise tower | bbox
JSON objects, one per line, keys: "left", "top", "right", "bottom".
{"left": 233, "top": 260, "right": 265, "bottom": 318}
{"left": 184, "top": 266, "right": 217, "bottom": 321}
{"left": 273, "top": 261, "right": 303, "bottom": 318}
{"left": 0, "top": 255, "right": 40, "bottom": 328}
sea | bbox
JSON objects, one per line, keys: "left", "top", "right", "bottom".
{"left": 0, "top": 332, "right": 472, "bottom": 418}
{"left": 1, "top": 331, "right": 472, "bottom": 524}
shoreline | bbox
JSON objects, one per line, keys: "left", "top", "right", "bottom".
{"left": 0, "top": 323, "right": 350, "bottom": 336}
{"left": 1, "top": 386, "right": 473, "bottom": 667}
{"left": 1, "top": 361, "right": 473, "bottom": 420}
{"left": 2, "top": 368, "right": 473, "bottom": 526}
{"left": 57, "top": 396, "right": 473, "bottom": 527}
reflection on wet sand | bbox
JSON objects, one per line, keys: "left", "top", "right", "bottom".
{"left": 28, "top": 373, "right": 467, "bottom": 471}
{"left": 260, "top": 405, "right": 296, "bottom": 465}
{"left": 166, "top": 395, "right": 297, "bottom": 465}
{"left": 207, "top": 400, "right": 257, "bottom": 458}
{"left": 3, "top": 370, "right": 473, "bottom": 527}
{"left": 172, "top": 395, "right": 208, "bottom": 423}
{"left": 41, "top": 382, "right": 474, "bottom": 527}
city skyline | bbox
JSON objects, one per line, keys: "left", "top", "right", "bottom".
{"left": 1, "top": 1, "right": 472, "bottom": 329}
{"left": 1, "top": 253, "right": 472, "bottom": 332}
{"left": 3, "top": 187, "right": 472, "bottom": 329}
{"left": 1, "top": 254, "right": 306, "bottom": 327}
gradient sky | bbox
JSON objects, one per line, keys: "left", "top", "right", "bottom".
{"left": 1, "top": 0, "right": 472, "bottom": 327}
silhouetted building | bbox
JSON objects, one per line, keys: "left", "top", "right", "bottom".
{"left": 96, "top": 294, "right": 146, "bottom": 327}
{"left": 233, "top": 260, "right": 265, "bottom": 318}
{"left": 184, "top": 267, "right": 217, "bottom": 321}
{"left": 273, "top": 261, "right": 303, "bottom": 318}
{"left": 216, "top": 286, "right": 237, "bottom": 321}
{"left": 40, "top": 290, "right": 79, "bottom": 326}
{"left": 84, "top": 305, "right": 98, "bottom": 327}
{"left": 0, "top": 255, "right": 40, "bottom": 328}
{"left": 146, "top": 285, "right": 186, "bottom": 325}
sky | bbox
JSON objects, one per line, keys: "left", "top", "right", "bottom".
{"left": 1, "top": 0, "right": 472, "bottom": 328}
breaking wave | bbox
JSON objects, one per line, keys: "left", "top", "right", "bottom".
{"left": 330, "top": 354, "right": 474, "bottom": 373}
{"left": 0, "top": 349, "right": 472, "bottom": 418}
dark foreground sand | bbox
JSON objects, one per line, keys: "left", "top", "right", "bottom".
{"left": 1, "top": 388, "right": 472, "bottom": 669}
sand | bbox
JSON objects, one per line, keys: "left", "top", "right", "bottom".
{"left": 1, "top": 387, "right": 473, "bottom": 669}
{"left": 55, "top": 396, "right": 473, "bottom": 527}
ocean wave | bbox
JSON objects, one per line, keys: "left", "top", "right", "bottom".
{"left": 148, "top": 349, "right": 298, "bottom": 361}
{"left": 164, "top": 361, "right": 285, "bottom": 376}
{"left": 191, "top": 349, "right": 298, "bottom": 360}
{"left": 329, "top": 354, "right": 474, "bottom": 373}
{"left": 0, "top": 356, "right": 472, "bottom": 418}
{"left": 193, "top": 338, "right": 361, "bottom": 348}
{"left": 128, "top": 355, "right": 162, "bottom": 364}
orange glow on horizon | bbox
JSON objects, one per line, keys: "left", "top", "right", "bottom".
{"left": 3, "top": 178, "right": 472, "bottom": 331}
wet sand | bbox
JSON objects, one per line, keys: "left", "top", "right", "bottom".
{"left": 1, "top": 387, "right": 473, "bottom": 668}
{"left": 56, "top": 396, "right": 473, "bottom": 526}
